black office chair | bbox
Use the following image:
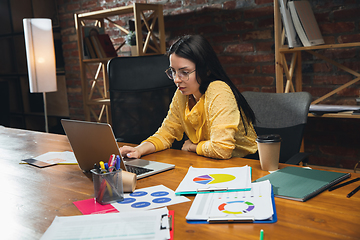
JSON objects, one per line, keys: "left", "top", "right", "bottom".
{"left": 242, "top": 91, "right": 312, "bottom": 165}
{"left": 108, "top": 55, "right": 184, "bottom": 149}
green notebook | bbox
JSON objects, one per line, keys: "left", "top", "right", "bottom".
{"left": 254, "top": 167, "right": 350, "bottom": 202}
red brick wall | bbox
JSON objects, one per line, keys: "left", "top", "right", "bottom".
{"left": 56, "top": 0, "right": 360, "bottom": 169}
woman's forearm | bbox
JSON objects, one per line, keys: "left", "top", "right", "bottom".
{"left": 135, "top": 141, "right": 156, "bottom": 157}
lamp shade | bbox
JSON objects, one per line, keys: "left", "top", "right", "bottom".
{"left": 23, "top": 18, "right": 57, "bottom": 93}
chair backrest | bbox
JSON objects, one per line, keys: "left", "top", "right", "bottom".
{"left": 108, "top": 55, "right": 177, "bottom": 145}
{"left": 242, "top": 91, "right": 312, "bottom": 163}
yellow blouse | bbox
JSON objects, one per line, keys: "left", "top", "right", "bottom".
{"left": 145, "top": 81, "right": 258, "bottom": 159}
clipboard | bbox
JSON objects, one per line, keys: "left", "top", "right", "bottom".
{"left": 168, "top": 210, "right": 174, "bottom": 240}
{"left": 161, "top": 210, "right": 174, "bottom": 240}
{"left": 186, "top": 187, "right": 277, "bottom": 224}
{"left": 40, "top": 207, "right": 173, "bottom": 239}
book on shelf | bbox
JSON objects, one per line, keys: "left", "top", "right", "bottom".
{"left": 82, "top": 26, "right": 105, "bottom": 37}
{"left": 84, "top": 37, "right": 97, "bottom": 58}
{"left": 82, "top": 26, "right": 105, "bottom": 59}
{"left": 96, "top": 34, "right": 118, "bottom": 58}
{"left": 254, "top": 167, "right": 350, "bottom": 202}
{"left": 95, "top": 35, "right": 107, "bottom": 58}
{"left": 288, "top": 0, "right": 324, "bottom": 47}
{"left": 278, "top": 0, "right": 301, "bottom": 48}
{"left": 90, "top": 35, "right": 105, "bottom": 58}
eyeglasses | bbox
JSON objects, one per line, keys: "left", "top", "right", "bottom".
{"left": 165, "top": 68, "right": 196, "bottom": 81}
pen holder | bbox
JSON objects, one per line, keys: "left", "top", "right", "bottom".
{"left": 91, "top": 169, "right": 124, "bottom": 205}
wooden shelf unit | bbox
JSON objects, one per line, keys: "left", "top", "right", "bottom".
{"left": 308, "top": 112, "right": 360, "bottom": 119}
{"left": 74, "top": 3, "right": 166, "bottom": 123}
{"left": 273, "top": 0, "right": 360, "bottom": 119}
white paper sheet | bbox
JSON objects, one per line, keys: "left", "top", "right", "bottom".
{"left": 175, "top": 166, "right": 252, "bottom": 195}
{"left": 33, "top": 151, "right": 77, "bottom": 164}
{"left": 40, "top": 207, "right": 170, "bottom": 240}
{"left": 112, "top": 185, "right": 190, "bottom": 212}
{"left": 186, "top": 180, "right": 273, "bottom": 221}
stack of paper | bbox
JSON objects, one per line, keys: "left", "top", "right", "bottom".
{"left": 22, "top": 151, "right": 77, "bottom": 165}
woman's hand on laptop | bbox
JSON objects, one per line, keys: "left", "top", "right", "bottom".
{"left": 120, "top": 142, "right": 156, "bottom": 159}
{"left": 120, "top": 146, "right": 141, "bottom": 159}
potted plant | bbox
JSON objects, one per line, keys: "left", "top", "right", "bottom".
{"left": 125, "top": 31, "right": 137, "bottom": 55}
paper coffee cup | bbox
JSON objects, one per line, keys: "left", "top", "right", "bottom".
{"left": 122, "top": 171, "right": 137, "bottom": 193}
{"left": 256, "top": 134, "right": 281, "bottom": 171}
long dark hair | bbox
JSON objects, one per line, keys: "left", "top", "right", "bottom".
{"left": 167, "top": 35, "right": 256, "bottom": 133}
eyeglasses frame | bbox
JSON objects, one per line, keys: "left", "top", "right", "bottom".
{"left": 165, "top": 68, "right": 196, "bottom": 81}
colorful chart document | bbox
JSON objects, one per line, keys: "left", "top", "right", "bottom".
{"left": 175, "top": 166, "right": 252, "bottom": 195}
{"left": 186, "top": 180, "right": 275, "bottom": 223}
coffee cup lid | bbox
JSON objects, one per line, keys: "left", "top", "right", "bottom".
{"left": 256, "top": 134, "right": 281, "bottom": 143}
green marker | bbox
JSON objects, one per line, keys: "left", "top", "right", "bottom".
{"left": 259, "top": 229, "right": 264, "bottom": 240}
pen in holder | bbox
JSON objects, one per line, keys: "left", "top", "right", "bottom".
{"left": 91, "top": 169, "right": 124, "bottom": 205}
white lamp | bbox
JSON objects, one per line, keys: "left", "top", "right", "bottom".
{"left": 23, "top": 18, "right": 57, "bottom": 133}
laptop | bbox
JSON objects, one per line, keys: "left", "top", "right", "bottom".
{"left": 61, "top": 119, "right": 175, "bottom": 179}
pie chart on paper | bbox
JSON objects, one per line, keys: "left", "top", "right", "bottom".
{"left": 218, "top": 201, "right": 255, "bottom": 214}
{"left": 193, "top": 174, "right": 236, "bottom": 185}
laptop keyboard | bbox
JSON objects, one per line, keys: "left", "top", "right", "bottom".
{"left": 126, "top": 165, "right": 154, "bottom": 175}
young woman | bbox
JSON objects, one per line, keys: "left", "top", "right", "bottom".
{"left": 120, "top": 35, "right": 257, "bottom": 160}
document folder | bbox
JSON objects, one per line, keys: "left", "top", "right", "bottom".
{"left": 186, "top": 181, "right": 277, "bottom": 224}
{"left": 186, "top": 189, "right": 277, "bottom": 224}
{"left": 255, "top": 167, "right": 351, "bottom": 202}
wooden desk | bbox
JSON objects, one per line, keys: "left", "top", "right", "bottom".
{"left": 1, "top": 126, "right": 359, "bottom": 240}
{"left": 309, "top": 112, "right": 360, "bottom": 119}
